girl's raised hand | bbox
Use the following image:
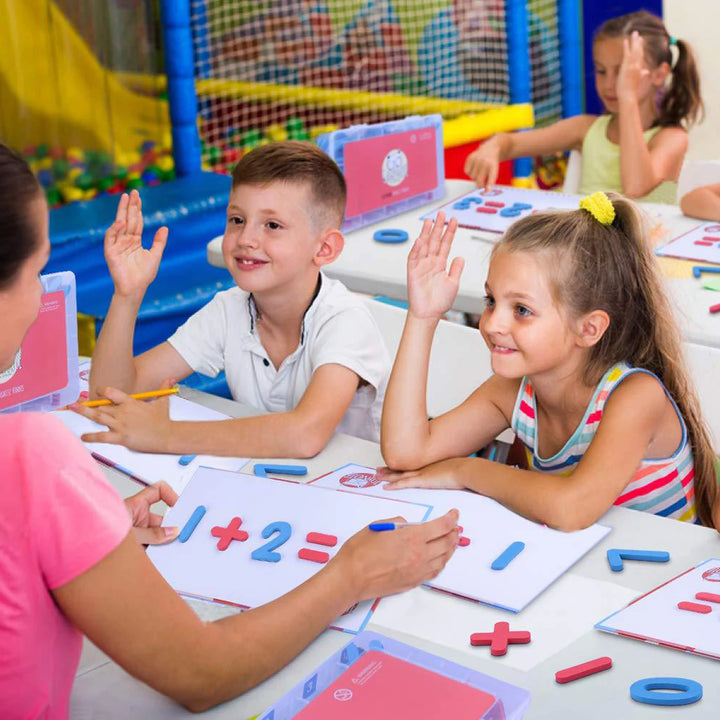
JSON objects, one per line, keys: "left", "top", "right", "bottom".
{"left": 617, "top": 31, "right": 650, "bottom": 102}
{"left": 407, "top": 213, "right": 465, "bottom": 320}
{"left": 105, "top": 190, "right": 168, "bottom": 299}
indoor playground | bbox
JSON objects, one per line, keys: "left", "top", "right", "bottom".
{"left": 3, "top": 1, "right": 720, "bottom": 718}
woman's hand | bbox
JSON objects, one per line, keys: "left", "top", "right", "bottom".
{"left": 332, "top": 509, "right": 460, "bottom": 602}
{"left": 124, "top": 481, "right": 179, "bottom": 545}
{"left": 407, "top": 213, "right": 464, "bottom": 320}
{"left": 105, "top": 190, "right": 168, "bottom": 299}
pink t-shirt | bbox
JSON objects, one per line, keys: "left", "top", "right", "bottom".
{"left": 0, "top": 413, "right": 131, "bottom": 719}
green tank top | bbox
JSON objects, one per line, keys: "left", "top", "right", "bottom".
{"left": 578, "top": 115, "right": 678, "bottom": 204}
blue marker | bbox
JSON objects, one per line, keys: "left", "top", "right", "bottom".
{"left": 369, "top": 521, "right": 425, "bottom": 531}
{"left": 178, "top": 454, "right": 197, "bottom": 466}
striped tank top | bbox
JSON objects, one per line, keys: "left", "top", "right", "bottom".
{"left": 511, "top": 362, "right": 696, "bottom": 522}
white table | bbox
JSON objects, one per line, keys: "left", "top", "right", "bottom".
{"left": 72, "top": 388, "right": 720, "bottom": 719}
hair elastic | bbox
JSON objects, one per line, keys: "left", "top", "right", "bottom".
{"left": 579, "top": 192, "right": 615, "bottom": 226}
{"left": 668, "top": 35, "right": 677, "bottom": 46}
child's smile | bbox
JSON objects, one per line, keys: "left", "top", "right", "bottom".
{"left": 480, "top": 250, "right": 581, "bottom": 381}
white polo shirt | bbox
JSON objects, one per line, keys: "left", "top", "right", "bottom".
{"left": 167, "top": 274, "right": 389, "bottom": 442}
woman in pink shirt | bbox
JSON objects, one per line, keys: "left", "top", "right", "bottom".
{"left": 0, "top": 143, "right": 459, "bottom": 718}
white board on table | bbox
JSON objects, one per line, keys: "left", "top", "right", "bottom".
{"left": 421, "top": 186, "right": 582, "bottom": 234}
{"left": 53, "top": 396, "right": 249, "bottom": 493}
{"left": 311, "top": 464, "right": 611, "bottom": 613}
{"left": 655, "top": 222, "right": 720, "bottom": 264}
{"left": 147, "top": 467, "right": 433, "bottom": 633}
{"left": 596, "top": 558, "right": 720, "bottom": 660}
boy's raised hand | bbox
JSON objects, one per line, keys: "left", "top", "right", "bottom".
{"left": 105, "top": 190, "right": 168, "bottom": 299}
{"left": 617, "top": 31, "right": 650, "bottom": 102}
{"left": 407, "top": 213, "right": 464, "bottom": 320}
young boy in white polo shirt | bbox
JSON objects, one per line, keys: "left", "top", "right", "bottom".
{"left": 80, "top": 141, "right": 389, "bottom": 456}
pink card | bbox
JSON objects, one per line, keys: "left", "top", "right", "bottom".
{"left": 0, "top": 290, "right": 68, "bottom": 410}
{"left": 294, "top": 650, "right": 497, "bottom": 719}
{"left": 344, "top": 127, "right": 438, "bottom": 219}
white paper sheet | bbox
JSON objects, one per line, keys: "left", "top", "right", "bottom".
{"left": 421, "top": 186, "right": 583, "bottom": 234}
{"left": 147, "top": 467, "right": 433, "bottom": 633}
{"left": 311, "top": 464, "right": 611, "bottom": 612}
{"left": 371, "top": 574, "right": 639, "bottom": 671}
{"left": 54, "top": 396, "right": 249, "bottom": 493}
{"left": 656, "top": 222, "right": 720, "bottom": 264}
{"left": 596, "top": 558, "right": 720, "bottom": 660}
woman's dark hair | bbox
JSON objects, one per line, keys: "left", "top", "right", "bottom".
{"left": 0, "top": 143, "right": 42, "bottom": 289}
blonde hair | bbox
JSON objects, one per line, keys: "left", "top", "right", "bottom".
{"left": 494, "top": 194, "right": 717, "bottom": 526}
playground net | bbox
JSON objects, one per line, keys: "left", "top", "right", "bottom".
{"left": 190, "top": 1, "right": 563, "bottom": 172}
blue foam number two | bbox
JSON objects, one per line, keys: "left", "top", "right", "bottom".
{"left": 251, "top": 521, "right": 292, "bottom": 562}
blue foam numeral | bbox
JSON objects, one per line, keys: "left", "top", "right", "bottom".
{"left": 251, "top": 521, "right": 292, "bottom": 562}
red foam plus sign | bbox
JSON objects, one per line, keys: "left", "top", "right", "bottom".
{"left": 470, "top": 621, "right": 531, "bottom": 656}
{"left": 211, "top": 517, "right": 249, "bottom": 551}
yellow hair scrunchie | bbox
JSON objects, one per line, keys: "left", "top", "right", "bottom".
{"left": 579, "top": 191, "right": 615, "bottom": 226}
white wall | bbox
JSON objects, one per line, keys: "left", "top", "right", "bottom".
{"left": 664, "top": 1, "right": 720, "bottom": 161}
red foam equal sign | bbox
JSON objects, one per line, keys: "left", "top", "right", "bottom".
{"left": 696, "top": 592, "right": 720, "bottom": 603}
{"left": 459, "top": 536, "right": 471, "bottom": 547}
{"left": 484, "top": 201, "right": 505, "bottom": 208}
{"left": 702, "top": 236, "right": 719, "bottom": 242}
{"left": 298, "top": 548, "right": 329, "bottom": 564}
{"left": 476, "top": 206, "right": 498, "bottom": 214}
{"left": 694, "top": 240, "right": 713, "bottom": 246}
{"left": 555, "top": 656, "right": 613, "bottom": 684}
{"left": 306, "top": 532, "right": 337, "bottom": 547}
{"left": 677, "top": 601, "right": 712, "bottom": 614}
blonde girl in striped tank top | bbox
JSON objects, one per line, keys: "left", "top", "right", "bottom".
{"left": 380, "top": 192, "right": 719, "bottom": 532}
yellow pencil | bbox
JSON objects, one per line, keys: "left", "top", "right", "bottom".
{"left": 81, "top": 387, "right": 179, "bottom": 408}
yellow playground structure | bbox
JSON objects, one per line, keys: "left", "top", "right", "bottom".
{"left": 0, "top": 0, "right": 170, "bottom": 160}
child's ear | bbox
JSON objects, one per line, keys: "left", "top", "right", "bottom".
{"left": 576, "top": 309, "right": 610, "bottom": 347}
{"left": 313, "top": 229, "right": 344, "bottom": 267}
{"left": 650, "top": 61, "right": 670, "bottom": 88}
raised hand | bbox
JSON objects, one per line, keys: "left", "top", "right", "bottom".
{"left": 464, "top": 136, "right": 502, "bottom": 189}
{"left": 105, "top": 190, "right": 168, "bottom": 299}
{"left": 406, "top": 213, "right": 464, "bottom": 320}
{"left": 617, "top": 31, "right": 650, "bottom": 103}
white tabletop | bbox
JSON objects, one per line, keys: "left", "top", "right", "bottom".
{"left": 71, "top": 387, "right": 720, "bottom": 719}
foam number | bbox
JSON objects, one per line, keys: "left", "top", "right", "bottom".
{"left": 251, "top": 521, "right": 292, "bottom": 563}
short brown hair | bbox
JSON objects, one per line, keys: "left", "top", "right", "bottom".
{"left": 231, "top": 141, "right": 346, "bottom": 229}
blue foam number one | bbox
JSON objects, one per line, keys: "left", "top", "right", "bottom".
{"left": 178, "top": 505, "right": 206, "bottom": 543}
{"left": 630, "top": 677, "right": 703, "bottom": 706}
{"left": 491, "top": 541, "right": 525, "bottom": 570}
{"left": 251, "top": 521, "right": 292, "bottom": 562}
